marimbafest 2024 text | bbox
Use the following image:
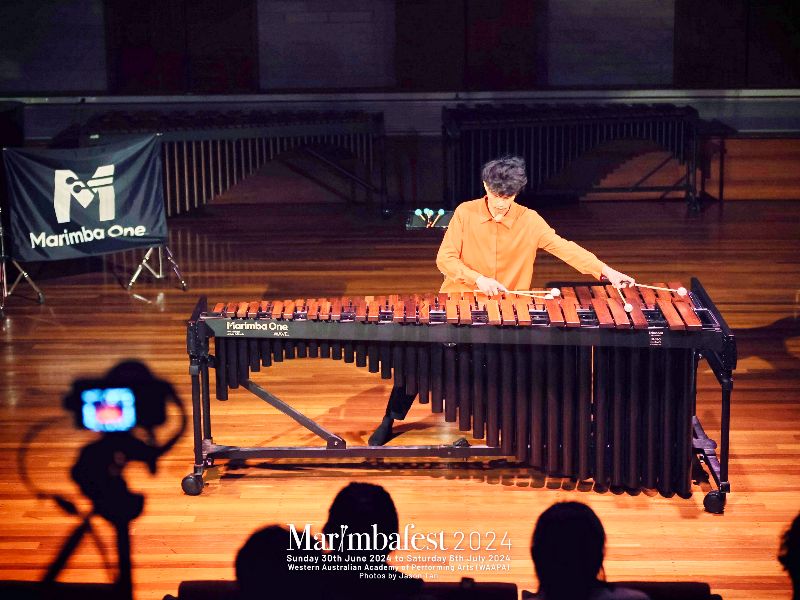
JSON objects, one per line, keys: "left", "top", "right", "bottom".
{"left": 287, "top": 523, "right": 512, "bottom": 553}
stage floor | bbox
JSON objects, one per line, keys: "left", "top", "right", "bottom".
{"left": 1, "top": 199, "right": 798, "bottom": 599}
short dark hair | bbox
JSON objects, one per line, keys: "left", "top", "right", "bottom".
{"left": 323, "top": 482, "right": 398, "bottom": 539}
{"left": 481, "top": 156, "right": 528, "bottom": 197}
{"left": 779, "top": 513, "right": 800, "bottom": 582}
{"left": 236, "top": 525, "right": 291, "bottom": 598}
{"left": 531, "top": 502, "right": 605, "bottom": 597}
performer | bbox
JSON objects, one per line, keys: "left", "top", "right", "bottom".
{"left": 368, "top": 156, "right": 634, "bottom": 446}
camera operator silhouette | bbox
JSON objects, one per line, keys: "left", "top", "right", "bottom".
{"left": 17, "top": 361, "right": 186, "bottom": 600}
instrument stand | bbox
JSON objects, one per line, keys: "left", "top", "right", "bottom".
{"left": 126, "top": 245, "right": 188, "bottom": 291}
{"left": 692, "top": 350, "right": 733, "bottom": 514}
{"left": 181, "top": 353, "right": 505, "bottom": 496}
{"left": 0, "top": 205, "right": 45, "bottom": 316}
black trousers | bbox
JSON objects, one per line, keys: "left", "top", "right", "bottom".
{"left": 386, "top": 385, "right": 417, "bottom": 420}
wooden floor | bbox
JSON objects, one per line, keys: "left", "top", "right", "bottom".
{"left": 1, "top": 197, "right": 799, "bottom": 599}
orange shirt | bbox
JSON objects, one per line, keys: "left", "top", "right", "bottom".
{"left": 436, "top": 197, "right": 606, "bottom": 293}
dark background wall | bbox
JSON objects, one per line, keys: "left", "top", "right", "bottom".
{"left": 104, "top": 0, "right": 259, "bottom": 94}
{"left": 0, "top": 0, "right": 107, "bottom": 94}
{"left": 674, "top": 0, "right": 800, "bottom": 88}
{"left": 542, "top": 0, "right": 674, "bottom": 87}
{"left": 258, "top": 0, "right": 395, "bottom": 90}
{"left": 1, "top": 0, "right": 798, "bottom": 96}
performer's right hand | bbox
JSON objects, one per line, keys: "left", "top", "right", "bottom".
{"left": 475, "top": 275, "right": 508, "bottom": 297}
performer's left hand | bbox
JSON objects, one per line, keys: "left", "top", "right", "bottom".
{"left": 601, "top": 265, "right": 635, "bottom": 289}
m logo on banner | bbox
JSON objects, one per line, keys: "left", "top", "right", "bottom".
{"left": 53, "top": 165, "right": 116, "bottom": 224}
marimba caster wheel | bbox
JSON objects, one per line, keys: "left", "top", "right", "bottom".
{"left": 181, "top": 474, "right": 204, "bottom": 496}
{"left": 703, "top": 490, "right": 726, "bottom": 514}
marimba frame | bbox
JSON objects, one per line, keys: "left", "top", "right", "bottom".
{"left": 183, "top": 278, "right": 734, "bottom": 513}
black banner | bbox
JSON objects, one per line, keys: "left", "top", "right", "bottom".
{"left": 2, "top": 135, "right": 167, "bottom": 262}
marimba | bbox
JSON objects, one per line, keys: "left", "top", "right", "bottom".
{"left": 86, "top": 109, "right": 387, "bottom": 216}
{"left": 184, "top": 279, "right": 735, "bottom": 512}
{"left": 442, "top": 103, "right": 698, "bottom": 207}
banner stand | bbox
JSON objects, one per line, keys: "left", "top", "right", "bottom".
{"left": 126, "top": 245, "right": 188, "bottom": 292}
{"left": 0, "top": 204, "right": 45, "bottom": 316}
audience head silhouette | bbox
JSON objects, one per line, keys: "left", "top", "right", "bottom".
{"left": 780, "top": 512, "right": 800, "bottom": 598}
{"left": 531, "top": 502, "right": 606, "bottom": 600}
{"left": 321, "top": 482, "right": 423, "bottom": 599}
{"left": 323, "top": 482, "right": 399, "bottom": 549}
{"left": 236, "top": 525, "right": 318, "bottom": 600}
{"left": 530, "top": 502, "right": 651, "bottom": 600}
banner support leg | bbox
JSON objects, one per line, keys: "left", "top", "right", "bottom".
{"left": 0, "top": 204, "right": 46, "bottom": 316}
{"left": 163, "top": 246, "right": 188, "bottom": 290}
{"left": 6, "top": 260, "right": 46, "bottom": 301}
{"left": 126, "top": 245, "right": 188, "bottom": 291}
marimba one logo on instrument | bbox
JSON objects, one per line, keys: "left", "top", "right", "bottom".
{"left": 53, "top": 165, "right": 116, "bottom": 224}
{"left": 226, "top": 320, "right": 290, "bottom": 336}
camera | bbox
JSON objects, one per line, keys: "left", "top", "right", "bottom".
{"left": 5, "top": 361, "right": 187, "bottom": 600}
{"left": 63, "top": 363, "right": 174, "bottom": 433}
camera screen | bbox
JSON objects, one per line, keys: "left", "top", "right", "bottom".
{"left": 80, "top": 387, "right": 137, "bottom": 432}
